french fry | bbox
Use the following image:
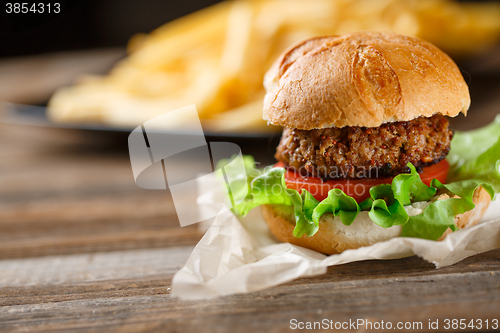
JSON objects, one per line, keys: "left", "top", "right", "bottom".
{"left": 203, "top": 98, "right": 280, "bottom": 133}
{"left": 48, "top": 0, "right": 500, "bottom": 133}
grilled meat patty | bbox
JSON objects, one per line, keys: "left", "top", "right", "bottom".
{"left": 275, "top": 115, "right": 453, "bottom": 179}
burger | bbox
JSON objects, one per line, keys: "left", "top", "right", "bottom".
{"left": 230, "top": 32, "right": 500, "bottom": 255}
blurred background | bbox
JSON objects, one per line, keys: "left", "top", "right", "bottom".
{"left": 0, "top": 0, "right": 222, "bottom": 57}
{"left": 1, "top": 0, "right": 500, "bottom": 142}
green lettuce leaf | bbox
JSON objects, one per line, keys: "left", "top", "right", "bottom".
{"left": 447, "top": 135, "right": 500, "bottom": 199}
{"left": 401, "top": 123, "right": 500, "bottom": 240}
{"left": 447, "top": 114, "right": 500, "bottom": 174}
{"left": 234, "top": 167, "right": 293, "bottom": 216}
{"left": 367, "top": 184, "right": 408, "bottom": 228}
{"left": 216, "top": 155, "right": 262, "bottom": 205}
{"left": 312, "top": 189, "right": 359, "bottom": 226}
{"left": 293, "top": 190, "right": 319, "bottom": 237}
{"left": 226, "top": 117, "right": 500, "bottom": 242}
{"left": 391, "top": 163, "right": 436, "bottom": 205}
{"left": 233, "top": 167, "right": 318, "bottom": 237}
{"left": 400, "top": 133, "right": 500, "bottom": 240}
{"left": 402, "top": 198, "right": 461, "bottom": 239}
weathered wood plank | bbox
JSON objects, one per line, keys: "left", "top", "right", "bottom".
{"left": 0, "top": 230, "right": 200, "bottom": 260}
{"left": 1, "top": 250, "right": 500, "bottom": 332}
{"left": 0, "top": 276, "right": 173, "bottom": 307}
{"left": 0, "top": 122, "right": 207, "bottom": 259}
{"left": 0, "top": 246, "right": 193, "bottom": 289}
{"left": 0, "top": 184, "right": 204, "bottom": 259}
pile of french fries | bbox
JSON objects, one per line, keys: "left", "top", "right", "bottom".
{"left": 48, "top": 0, "right": 500, "bottom": 133}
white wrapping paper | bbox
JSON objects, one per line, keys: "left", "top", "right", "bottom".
{"left": 171, "top": 175, "right": 500, "bottom": 299}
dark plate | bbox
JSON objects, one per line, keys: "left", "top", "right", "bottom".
{"left": 2, "top": 103, "right": 280, "bottom": 138}
{"left": 1, "top": 103, "right": 282, "bottom": 159}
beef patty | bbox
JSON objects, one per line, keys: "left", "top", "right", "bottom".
{"left": 275, "top": 115, "right": 453, "bottom": 179}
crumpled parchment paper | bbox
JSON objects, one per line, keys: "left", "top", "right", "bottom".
{"left": 171, "top": 175, "right": 500, "bottom": 299}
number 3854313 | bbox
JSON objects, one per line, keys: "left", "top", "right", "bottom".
{"left": 6, "top": 3, "right": 60, "bottom": 14}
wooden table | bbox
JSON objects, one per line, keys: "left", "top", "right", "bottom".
{"left": 1, "top": 50, "right": 500, "bottom": 332}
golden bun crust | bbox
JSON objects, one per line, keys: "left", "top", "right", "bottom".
{"left": 263, "top": 32, "right": 470, "bottom": 129}
{"left": 261, "top": 187, "right": 491, "bottom": 255}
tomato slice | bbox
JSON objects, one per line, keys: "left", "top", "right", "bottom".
{"left": 276, "top": 159, "right": 449, "bottom": 203}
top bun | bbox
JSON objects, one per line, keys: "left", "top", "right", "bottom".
{"left": 263, "top": 32, "right": 470, "bottom": 129}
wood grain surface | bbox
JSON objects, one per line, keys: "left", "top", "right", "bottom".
{"left": 0, "top": 50, "right": 500, "bottom": 332}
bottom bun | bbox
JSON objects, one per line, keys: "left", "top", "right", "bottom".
{"left": 261, "top": 187, "right": 491, "bottom": 255}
